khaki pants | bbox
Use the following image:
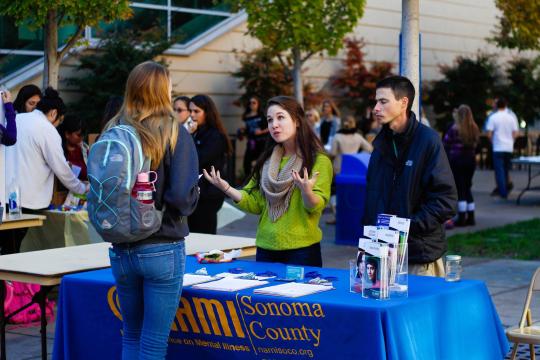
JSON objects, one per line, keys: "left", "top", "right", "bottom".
{"left": 409, "top": 258, "right": 445, "bottom": 277}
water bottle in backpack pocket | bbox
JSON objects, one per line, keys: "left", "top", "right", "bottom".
{"left": 87, "top": 125, "right": 163, "bottom": 243}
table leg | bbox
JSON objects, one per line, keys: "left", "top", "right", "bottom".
{"left": 34, "top": 286, "right": 54, "bottom": 360}
{"left": 516, "top": 164, "right": 532, "bottom": 205}
{"left": 0, "top": 281, "right": 6, "bottom": 360}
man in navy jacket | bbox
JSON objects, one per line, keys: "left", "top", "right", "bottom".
{"left": 363, "top": 76, "right": 457, "bottom": 276}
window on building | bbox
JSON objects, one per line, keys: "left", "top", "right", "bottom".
{"left": 0, "top": 1, "right": 234, "bottom": 80}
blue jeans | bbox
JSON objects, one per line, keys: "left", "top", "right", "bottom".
{"left": 109, "top": 241, "right": 186, "bottom": 360}
{"left": 492, "top": 152, "right": 512, "bottom": 198}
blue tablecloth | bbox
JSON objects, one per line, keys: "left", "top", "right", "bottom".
{"left": 53, "top": 257, "right": 508, "bottom": 360}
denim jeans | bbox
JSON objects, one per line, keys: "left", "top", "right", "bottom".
{"left": 109, "top": 241, "right": 186, "bottom": 360}
{"left": 492, "top": 152, "right": 512, "bottom": 198}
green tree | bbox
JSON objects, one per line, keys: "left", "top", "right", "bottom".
{"left": 492, "top": 0, "right": 540, "bottom": 51}
{"left": 231, "top": 0, "right": 365, "bottom": 106}
{"left": 232, "top": 48, "right": 293, "bottom": 108}
{"left": 0, "top": 1, "right": 131, "bottom": 89}
{"left": 503, "top": 57, "right": 540, "bottom": 128}
{"left": 232, "top": 48, "right": 329, "bottom": 111}
{"left": 68, "top": 29, "right": 171, "bottom": 133}
{"left": 424, "top": 53, "right": 502, "bottom": 131}
{"left": 331, "top": 38, "right": 393, "bottom": 118}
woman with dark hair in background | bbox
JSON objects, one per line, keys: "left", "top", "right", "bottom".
{"left": 58, "top": 115, "right": 89, "bottom": 181}
{"left": 188, "top": 94, "right": 233, "bottom": 234}
{"left": 319, "top": 99, "right": 341, "bottom": 148}
{"left": 173, "top": 96, "right": 196, "bottom": 133}
{"left": 204, "top": 96, "right": 333, "bottom": 266}
{"left": 238, "top": 96, "right": 268, "bottom": 178}
{"left": 443, "top": 104, "right": 480, "bottom": 226}
{"left": 13, "top": 84, "right": 42, "bottom": 113}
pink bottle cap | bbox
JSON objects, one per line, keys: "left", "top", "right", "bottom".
{"left": 137, "top": 172, "right": 150, "bottom": 183}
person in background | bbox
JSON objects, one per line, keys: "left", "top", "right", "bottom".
{"left": 173, "top": 96, "right": 197, "bottom": 134}
{"left": 319, "top": 99, "right": 341, "bottom": 148}
{"left": 13, "top": 84, "right": 42, "bottom": 114}
{"left": 363, "top": 76, "right": 457, "bottom": 277}
{"left": 330, "top": 115, "right": 373, "bottom": 174}
{"left": 326, "top": 115, "right": 373, "bottom": 224}
{"left": 485, "top": 98, "right": 519, "bottom": 199}
{"left": 238, "top": 96, "right": 268, "bottom": 178}
{"left": 306, "top": 109, "right": 321, "bottom": 139}
{"left": 359, "top": 105, "right": 374, "bottom": 136}
{"left": 103, "top": 61, "right": 199, "bottom": 360}
{"left": 189, "top": 94, "right": 233, "bottom": 234}
{"left": 58, "top": 115, "right": 89, "bottom": 181}
{"left": 0, "top": 90, "right": 16, "bottom": 146}
{"left": 3, "top": 87, "right": 88, "bottom": 254}
{"left": 443, "top": 105, "right": 480, "bottom": 226}
{"left": 99, "top": 96, "right": 123, "bottom": 133}
{"left": 204, "top": 96, "right": 333, "bottom": 267}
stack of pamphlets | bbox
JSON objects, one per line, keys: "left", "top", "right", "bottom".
{"left": 182, "top": 274, "right": 217, "bottom": 287}
{"left": 254, "top": 282, "right": 334, "bottom": 298}
{"left": 354, "top": 214, "right": 411, "bottom": 299}
{"left": 192, "top": 278, "right": 268, "bottom": 292}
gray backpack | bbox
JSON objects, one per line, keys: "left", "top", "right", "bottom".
{"left": 87, "top": 124, "right": 163, "bottom": 243}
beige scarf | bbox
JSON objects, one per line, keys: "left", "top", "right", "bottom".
{"left": 261, "top": 146, "right": 303, "bottom": 222}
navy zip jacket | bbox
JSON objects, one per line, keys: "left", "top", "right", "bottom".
{"left": 192, "top": 124, "right": 227, "bottom": 201}
{"left": 147, "top": 125, "right": 200, "bottom": 241}
{"left": 363, "top": 112, "right": 457, "bottom": 264}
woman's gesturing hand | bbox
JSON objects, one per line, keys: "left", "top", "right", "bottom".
{"left": 203, "top": 166, "right": 243, "bottom": 202}
{"left": 292, "top": 167, "right": 319, "bottom": 194}
{"left": 202, "top": 166, "right": 229, "bottom": 192}
{"left": 292, "top": 167, "right": 321, "bottom": 209}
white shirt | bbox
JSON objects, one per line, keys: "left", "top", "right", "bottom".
{"left": 485, "top": 109, "right": 519, "bottom": 152}
{"left": 5, "top": 110, "right": 86, "bottom": 209}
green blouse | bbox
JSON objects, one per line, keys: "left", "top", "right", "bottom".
{"left": 236, "top": 153, "right": 332, "bottom": 251}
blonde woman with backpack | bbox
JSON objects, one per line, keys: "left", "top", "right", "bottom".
{"left": 93, "top": 61, "right": 199, "bottom": 359}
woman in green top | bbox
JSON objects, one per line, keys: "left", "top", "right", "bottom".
{"left": 203, "top": 96, "right": 332, "bottom": 266}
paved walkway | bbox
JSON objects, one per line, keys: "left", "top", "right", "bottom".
{"left": 4, "top": 169, "right": 540, "bottom": 358}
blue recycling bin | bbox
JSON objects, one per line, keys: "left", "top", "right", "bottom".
{"left": 335, "top": 153, "right": 370, "bottom": 245}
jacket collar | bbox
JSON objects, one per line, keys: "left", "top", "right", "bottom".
{"left": 373, "top": 111, "right": 419, "bottom": 160}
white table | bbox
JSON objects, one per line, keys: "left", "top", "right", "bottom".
{"left": 0, "top": 233, "right": 255, "bottom": 360}
{"left": 511, "top": 156, "right": 540, "bottom": 204}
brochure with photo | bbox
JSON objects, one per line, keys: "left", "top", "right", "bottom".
{"left": 362, "top": 241, "right": 389, "bottom": 300}
{"left": 351, "top": 238, "right": 371, "bottom": 293}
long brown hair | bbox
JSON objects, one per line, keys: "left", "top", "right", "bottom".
{"left": 249, "top": 96, "right": 326, "bottom": 188}
{"left": 108, "top": 61, "right": 178, "bottom": 169}
{"left": 190, "top": 94, "right": 233, "bottom": 154}
{"left": 322, "top": 99, "right": 340, "bottom": 118}
{"left": 455, "top": 104, "right": 479, "bottom": 147}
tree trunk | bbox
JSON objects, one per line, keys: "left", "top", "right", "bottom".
{"left": 43, "top": 9, "right": 59, "bottom": 89}
{"left": 400, "top": 0, "right": 420, "bottom": 116}
{"left": 292, "top": 47, "right": 303, "bottom": 107}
